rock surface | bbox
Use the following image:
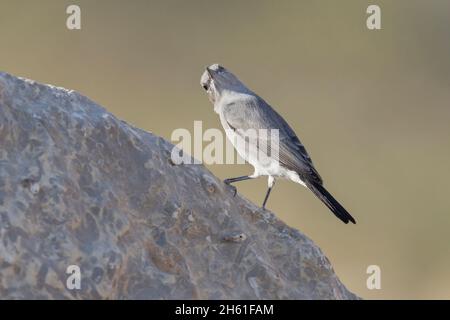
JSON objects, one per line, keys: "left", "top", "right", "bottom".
{"left": 0, "top": 72, "right": 357, "bottom": 299}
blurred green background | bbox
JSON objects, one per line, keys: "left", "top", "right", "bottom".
{"left": 1, "top": 0, "right": 450, "bottom": 299}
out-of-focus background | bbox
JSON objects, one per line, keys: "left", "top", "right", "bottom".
{"left": 1, "top": 0, "right": 449, "bottom": 299}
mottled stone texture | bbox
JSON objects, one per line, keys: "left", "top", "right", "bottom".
{"left": 0, "top": 72, "right": 356, "bottom": 299}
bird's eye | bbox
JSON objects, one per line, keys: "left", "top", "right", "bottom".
{"left": 202, "top": 84, "right": 209, "bottom": 90}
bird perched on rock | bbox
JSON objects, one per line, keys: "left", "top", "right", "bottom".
{"left": 200, "top": 64, "right": 355, "bottom": 224}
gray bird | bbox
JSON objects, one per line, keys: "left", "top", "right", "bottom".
{"left": 200, "top": 63, "right": 355, "bottom": 224}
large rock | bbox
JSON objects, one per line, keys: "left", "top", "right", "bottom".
{"left": 0, "top": 72, "right": 357, "bottom": 299}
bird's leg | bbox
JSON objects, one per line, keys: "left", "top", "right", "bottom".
{"left": 262, "top": 177, "right": 276, "bottom": 210}
{"left": 223, "top": 175, "right": 253, "bottom": 197}
{"left": 262, "top": 187, "right": 272, "bottom": 209}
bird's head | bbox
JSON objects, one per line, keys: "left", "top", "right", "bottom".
{"left": 200, "top": 64, "right": 248, "bottom": 104}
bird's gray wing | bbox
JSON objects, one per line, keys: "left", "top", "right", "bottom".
{"left": 222, "top": 96, "right": 322, "bottom": 184}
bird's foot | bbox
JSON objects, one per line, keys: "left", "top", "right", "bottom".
{"left": 223, "top": 180, "right": 237, "bottom": 197}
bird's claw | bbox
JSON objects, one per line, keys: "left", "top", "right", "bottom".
{"left": 224, "top": 181, "right": 237, "bottom": 197}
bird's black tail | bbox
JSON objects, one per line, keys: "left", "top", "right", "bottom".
{"left": 305, "top": 180, "right": 356, "bottom": 224}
